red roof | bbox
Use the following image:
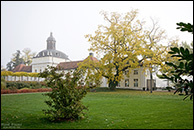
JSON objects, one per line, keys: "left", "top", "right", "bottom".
{"left": 12, "top": 64, "right": 32, "bottom": 72}
{"left": 57, "top": 56, "right": 99, "bottom": 70}
{"left": 57, "top": 61, "right": 83, "bottom": 70}
{"left": 86, "top": 56, "right": 99, "bottom": 62}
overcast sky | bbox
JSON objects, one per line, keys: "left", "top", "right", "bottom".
{"left": 1, "top": 1, "right": 193, "bottom": 87}
{"left": 1, "top": 1, "right": 193, "bottom": 66}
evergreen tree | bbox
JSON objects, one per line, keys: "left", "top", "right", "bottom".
{"left": 12, "top": 50, "right": 24, "bottom": 68}
{"left": 6, "top": 61, "right": 14, "bottom": 71}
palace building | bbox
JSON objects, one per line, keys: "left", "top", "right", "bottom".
{"left": 11, "top": 32, "right": 155, "bottom": 90}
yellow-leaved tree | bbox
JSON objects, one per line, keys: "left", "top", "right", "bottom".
{"left": 78, "top": 9, "right": 179, "bottom": 91}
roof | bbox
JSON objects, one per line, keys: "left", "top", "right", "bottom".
{"left": 12, "top": 64, "right": 32, "bottom": 72}
{"left": 57, "top": 55, "right": 99, "bottom": 70}
{"left": 34, "top": 49, "right": 69, "bottom": 60}
{"left": 57, "top": 60, "right": 83, "bottom": 70}
{"left": 87, "top": 56, "right": 99, "bottom": 62}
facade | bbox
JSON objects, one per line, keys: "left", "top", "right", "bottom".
{"left": 119, "top": 67, "right": 149, "bottom": 89}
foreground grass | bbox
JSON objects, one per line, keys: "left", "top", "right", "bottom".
{"left": 1, "top": 89, "right": 193, "bottom": 129}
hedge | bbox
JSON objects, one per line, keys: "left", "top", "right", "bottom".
{"left": 5, "top": 81, "right": 48, "bottom": 90}
{"left": 1, "top": 88, "right": 52, "bottom": 94}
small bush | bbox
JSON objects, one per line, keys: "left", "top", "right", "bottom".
{"left": 39, "top": 66, "right": 88, "bottom": 122}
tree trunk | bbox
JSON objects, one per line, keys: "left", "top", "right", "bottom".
{"left": 108, "top": 65, "right": 119, "bottom": 91}
{"left": 108, "top": 80, "right": 118, "bottom": 91}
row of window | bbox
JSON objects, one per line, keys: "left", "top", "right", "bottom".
{"left": 35, "top": 69, "right": 41, "bottom": 73}
{"left": 37, "top": 51, "right": 60, "bottom": 57}
{"left": 125, "top": 79, "right": 138, "bottom": 87}
{"left": 125, "top": 70, "right": 138, "bottom": 75}
{"left": 117, "top": 79, "right": 138, "bottom": 87}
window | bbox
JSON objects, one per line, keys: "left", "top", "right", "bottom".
{"left": 40, "top": 69, "right": 42, "bottom": 73}
{"left": 134, "top": 79, "right": 138, "bottom": 87}
{"left": 35, "top": 69, "right": 37, "bottom": 73}
{"left": 134, "top": 70, "right": 138, "bottom": 75}
{"left": 125, "top": 70, "right": 129, "bottom": 75}
{"left": 125, "top": 79, "right": 129, "bottom": 87}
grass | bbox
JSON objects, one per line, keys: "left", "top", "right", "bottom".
{"left": 1, "top": 89, "right": 193, "bottom": 129}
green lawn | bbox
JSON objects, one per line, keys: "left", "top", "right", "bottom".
{"left": 1, "top": 89, "right": 193, "bottom": 129}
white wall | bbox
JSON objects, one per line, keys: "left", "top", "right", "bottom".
{"left": 31, "top": 56, "right": 68, "bottom": 73}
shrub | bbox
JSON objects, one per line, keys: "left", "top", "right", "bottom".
{"left": 39, "top": 66, "right": 88, "bottom": 122}
{"left": 1, "top": 77, "right": 6, "bottom": 90}
{"left": 1, "top": 89, "right": 11, "bottom": 94}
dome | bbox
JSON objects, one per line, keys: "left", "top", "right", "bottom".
{"left": 34, "top": 49, "right": 69, "bottom": 60}
{"left": 33, "top": 32, "right": 70, "bottom": 60}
